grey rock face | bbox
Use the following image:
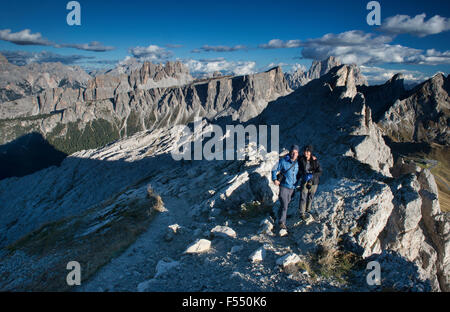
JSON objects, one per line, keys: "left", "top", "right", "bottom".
{"left": 358, "top": 73, "right": 406, "bottom": 121}
{"left": 0, "top": 53, "right": 91, "bottom": 103}
{"left": 0, "top": 66, "right": 290, "bottom": 153}
{"left": 285, "top": 56, "right": 368, "bottom": 90}
{"left": 378, "top": 73, "right": 450, "bottom": 145}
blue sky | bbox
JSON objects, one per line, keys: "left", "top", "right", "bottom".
{"left": 0, "top": 0, "right": 450, "bottom": 84}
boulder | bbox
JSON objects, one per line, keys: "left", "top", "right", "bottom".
{"left": 249, "top": 247, "right": 266, "bottom": 263}
{"left": 184, "top": 239, "right": 212, "bottom": 254}
{"left": 276, "top": 253, "right": 301, "bottom": 268}
{"left": 210, "top": 225, "right": 237, "bottom": 239}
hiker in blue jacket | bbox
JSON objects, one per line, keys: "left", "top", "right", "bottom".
{"left": 271, "top": 145, "right": 300, "bottom": 231}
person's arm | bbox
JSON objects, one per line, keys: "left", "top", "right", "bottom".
{"left": 314, "top": 157, "right": 323, "bottom": 179}
{"left": 295, "top": 168, "right": 301, "bottom": 187}
{"left": 295, "top": 160, "right": 303, "bottom": 188}
{"left": 272, "top": 159, "right": 282, "bottom": 182}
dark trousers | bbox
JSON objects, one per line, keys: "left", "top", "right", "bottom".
{"left": 299, "top": 183, "right": 318, "bottom": 215}
{"left": 278, "top": 186, "right": 294, "bottom": 225}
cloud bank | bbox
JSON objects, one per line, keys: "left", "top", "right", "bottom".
{"left": 379, "top": 14, "right": 450, "bottom": 37}
{"left": 185, "top": 58, "right": 256, "bottom": 76}
{"left": 0, "top": 28, "right": 114, "bottom": 52}
{"left": 128, "top": 45, "right": 173, "bottom": 62}
{"left": 1, "top": 50, "right": 95, "bottom": 66}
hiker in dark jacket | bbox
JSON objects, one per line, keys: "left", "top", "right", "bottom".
{"left": 296, "top": 145, "right": 322, "bottom": 221}
{"left": 271, "top": 145, "right": 300, "bottom": 231}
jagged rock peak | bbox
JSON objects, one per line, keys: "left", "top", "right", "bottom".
{"left": 356, "top": 72, "right": 407, "bottom": 122}
{"left": 389, "top": 73, "right": 405, "bottom": 85}
{"left": 378, "top": 71, "right": 450, "bottom": 145}
{"left": 412, "top": 71, "right": 448, "bottom": 96}
{"left": 318, "top": 64, "right": 363, "bottom": 99}
{"left": 138, "top": 60, "right": 190, "bottom": 79}
{"left": 311, "top": 57, "right": 368, "bottom": 87}
{"left": 309, "top": 56, "right": 342, "bottom": 78}
{"left": 285, "top": 56, "right": 367, "bottom": 90}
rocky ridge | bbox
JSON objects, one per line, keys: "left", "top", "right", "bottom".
{"left": 378, "top": 73, "right": 450, "bottom": 146}
{"left": 0, "top": 65, "right": 290, "bottom": 155}
{"left": 0, "top": 64, "right": 447, "bottom": 292}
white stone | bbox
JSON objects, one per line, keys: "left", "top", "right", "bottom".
{"left": 259, "top": 218, "right": 274, "bottom": 234}
{"left": 211, "top": 225, "right": 237, "bottom": 239}
{"left": 184, "top": 239, "right": 211, "bottom": 254}
{"left": 276, "top": 253, "right": 301, "bottom": 268}
{"left": 249, "top": 247, "right": 266, "bottom": 263}
{"left": 279, "top": 229, "right": 288, "bottom": 237}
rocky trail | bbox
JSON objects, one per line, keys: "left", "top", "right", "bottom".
{"left": 80, "top": 190, "right": 337, "bottom": 292}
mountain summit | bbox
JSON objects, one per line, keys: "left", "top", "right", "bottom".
{"left": 285, "top": 56, "right": 367, "bottom": 89}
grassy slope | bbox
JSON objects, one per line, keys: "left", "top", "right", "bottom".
{"left": 2, "top": 185, "right": 164, "bottom": 291}
{"left": 427, "top": 145, "right": 450, "bottom": 212}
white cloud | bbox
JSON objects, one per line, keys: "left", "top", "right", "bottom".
{"left": 185, "top": 58, "right": 256, "bottom": 76}
{"left": 128, "top": 45, "right": 173, "bottom": 62}
{"left": 198, "top": 45, "right": 247, "bottom": 52}
{"left": 379, "top": 14, "right": 450, "bottom": 37}
{"left": 259, "top": 39, "right": 302, "bottom": 49}
{"left": 0, "top": 29, "right": 52, "bottom": 46}
{"left": 1, "top": 50, "right": 95, "bottom": 66}
{"left": 0, "top": 28, "right": 115, "bottom": 52}
{"left": 258, "top": 31, "right": 391, "bottom": 49}
{"left": 302, "top": 43, "right": 422, "bottom": 65}
{"left": 260, "top": 62, "right": 292, "bottom": 73}
{"left": 360, "top": 65, "right": 430, "bottom": 85}
{"left": 305, "top": 30, "right": 393, "bottom": 46}
{"left": 258, "top": 30, "right": 450, "bottom": 66}
{"left": 58, "top": 41, "right": 114, "bottom": 52}
{"left": 295, "top": 30, "right": 450, "bottom": 66}
{"left": 290, "top": 63, "right": 307, "bottom": 73}
{"left": 411, "top": 49, "right": 450, "bottom": 65}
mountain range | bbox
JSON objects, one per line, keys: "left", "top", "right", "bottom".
{"left": 0, "top": 54, "right": 448, "bottom": 292}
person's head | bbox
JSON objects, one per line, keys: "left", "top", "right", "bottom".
{"left": 290, "top": 145, "right": 299, "bottom": 161}
{"left": 303, "top": 145, "right": 313, "bottom": 159}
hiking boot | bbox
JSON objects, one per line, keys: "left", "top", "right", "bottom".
{"left": 299, "top": 213, "right": 307, "bottom": 222}
{"left": 279, "top": 223, "right": 287, "bottom": 230}
{"left": 304, "top": 213, "right": 315, "bottom": 225}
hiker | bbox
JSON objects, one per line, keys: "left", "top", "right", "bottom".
{"left": 296, "top": 145, "right": 322, "bottom": 221}
{"left": 271, "top": 145, "right": 300, "bottom": 231}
